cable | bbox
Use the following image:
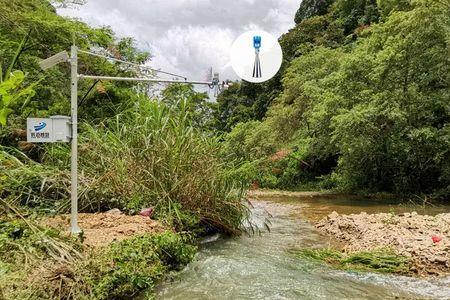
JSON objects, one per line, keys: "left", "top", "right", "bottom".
{"left": 78, "top": 80, "right": 100, "bottom": 106}
{"left": 78, "top": 74, "right": 211, "bottom": 85}
{"left": 78, "top": 50, "right": 187, "bottom": 80}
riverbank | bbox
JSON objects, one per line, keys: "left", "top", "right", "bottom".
{"left": 0, "top": 211, "right": 196, "bottom": 299}
{"left": 316, "top": 212, "right": 450, "bottom": 276}
{"left": 249, "top": 189, "right": 450, "bottom": 277}
{"left": 40, "top": 210, "right": 167, "bottom": 247}
{"left": 249, "top": 189, "right": 407, "bottom": 201}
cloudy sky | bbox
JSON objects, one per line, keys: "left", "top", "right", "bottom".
{"left": 58, "top": 0, "right": 301, "bottom": 84}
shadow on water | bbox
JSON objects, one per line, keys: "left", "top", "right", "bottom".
{"left": 157, "top": 197, "right": 450, "bottom": 300}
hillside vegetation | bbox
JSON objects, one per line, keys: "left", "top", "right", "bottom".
{"left": 218, "top": 0, "right": 450, "bottom": 199}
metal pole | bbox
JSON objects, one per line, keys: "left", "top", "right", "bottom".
{"left": 36, "top": 45, "right": 219, "bottom": 236}
{"left": 70, "top": 45, "right": 81, "bottom": 234}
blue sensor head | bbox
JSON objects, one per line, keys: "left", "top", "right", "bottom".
{"left": 253, "top": 36, "right": 261, "bottom": 49}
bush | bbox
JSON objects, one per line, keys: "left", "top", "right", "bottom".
{"left": 83, "top": 232, "right": 196, "bottom": 300}
{"left": 0, "top": 223, "right": 196, "bottom": 300}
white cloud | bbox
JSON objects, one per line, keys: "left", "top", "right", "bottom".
{"left": 58, "top": 0, "right": 301, "bottom": 81}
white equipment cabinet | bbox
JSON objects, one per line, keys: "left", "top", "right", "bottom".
{"left": 27, "top": 115, "right": 71, "bottom": 143}
{"left": 51, "top": 115, "right": 72, "bottom": 142}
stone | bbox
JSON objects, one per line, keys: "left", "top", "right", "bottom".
{"left": 106, "top": 208, "right": 123, "bottom": 215}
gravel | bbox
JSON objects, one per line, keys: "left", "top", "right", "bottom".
{"left": 316, "top": 211, "right": 450, "bottom": 276}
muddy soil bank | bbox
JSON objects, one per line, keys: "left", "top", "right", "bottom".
{"left": 248, "top": 189, "right": 450, "bottom": 276}
{"left": 316, "top": 211, "right": 450, "bottom": 276}
{"left": 40, "top": 210, "right": 166, "bottom": 247}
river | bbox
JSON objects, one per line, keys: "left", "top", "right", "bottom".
{"left": 158, "top": 194, "right": 450, "bottom": 299}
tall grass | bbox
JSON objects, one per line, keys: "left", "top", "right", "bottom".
{"left": 2, "top": 97, "right": 249, "bottom": 234}
{"left": 77, "top": 98, "right": 248, "bottom": 233}
{"left": 0, "top": 148, "right": 70, "bottom": 211}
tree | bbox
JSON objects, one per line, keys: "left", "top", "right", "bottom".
{"left": 328, "top": 0, "right": 450, "bottom": 193}
{"left": 0, "top": 0, "right": 150, "bottom": 123}
{"left": 214, "top": 82, "right": 255, "bottom": 132}
{"left": 213, "top": 0, "right": 380, "bottom": 135}
{"left": 294, "top": 0, "right": 335, "bottom": 24}
{"left": 223, "top": 0, "right": 450, "bottom": 197}
{"left": 0, "top": 35, "right": 39, "bottom": 126}
{"left": 332, "top": 0, "right": 380, "bottom": 35}
{"left": 161, "top": 84, "right": 215, "bottom": 130}
{"left": 0, "top": 71, "right": 36, "bottom": 126}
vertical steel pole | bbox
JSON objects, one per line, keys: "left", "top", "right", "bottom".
{"left": 70, "top": 45, "right": 81, "bottom": 234}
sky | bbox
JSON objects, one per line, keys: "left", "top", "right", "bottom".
{"left": 58, "top": 0, "right": 301, "bottom": 85}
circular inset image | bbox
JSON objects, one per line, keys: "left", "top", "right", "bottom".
{"left": 230, "top": 30, "right": 283, "bottom": 83}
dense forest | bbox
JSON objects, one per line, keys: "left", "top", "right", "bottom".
{"left": 218, "top": 0, "right": 450, "bottom": 199}
{"left": 0, "top": 0, "right": 449, "bottom": 298}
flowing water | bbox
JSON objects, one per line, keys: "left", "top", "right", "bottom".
{"left": 158, "top": 195, "right": 450, "bottom": 300}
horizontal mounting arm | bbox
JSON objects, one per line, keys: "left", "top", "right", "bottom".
{"left": 78, "top": 74, "right": 214, "bottom": 85}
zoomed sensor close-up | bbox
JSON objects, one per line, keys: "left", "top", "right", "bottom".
{"left": 1, "top": 0, "right": 449, "bottom": 299}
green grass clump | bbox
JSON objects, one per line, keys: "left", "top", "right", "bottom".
{"left": 297, "top": 248, "right": 410, "bottom": 274}
{"left": 0, "top": 149, "right": 70, "bottom": 210}
{"left": 0, "top": 212, "right": 83, "bottom": 299}
{"left": 297, "top": 248, "right": 343, "bottom": 263}
{"left": 79, "top": 232, "right": 197, "bottom": 300}
{"left": 75, "top": 99, "right": 248, "bottom": 234}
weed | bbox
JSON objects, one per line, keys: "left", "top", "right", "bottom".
{"left": 57, "top": 232, "right": 195, "bottom": 299}
{"left": 296, "top": 248, "right": 410, "bottom": 274}
{"left": 0, "top": 225, "right": 196, "bottom": 299}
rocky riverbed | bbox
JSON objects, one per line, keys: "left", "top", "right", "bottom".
{"left": 316, "top": 212, "right": 450, "bottom": 276}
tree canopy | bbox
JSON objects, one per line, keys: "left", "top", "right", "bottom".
{"left": 220, "top": 0, "right": 450, "bottom": 197}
